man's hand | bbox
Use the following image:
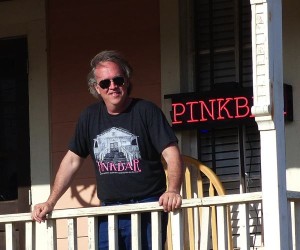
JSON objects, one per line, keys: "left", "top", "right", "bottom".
{"left": 31, "top": 202, "right": 54, "bottom": 223}
{"left": 160, "top": 144, "right": 184, "bottom": 212}
{"left": 159, "top": 191, "right": 182, "bottom": 212}
{"left": 31, "top": 151, "right": 84, "bottom": 223}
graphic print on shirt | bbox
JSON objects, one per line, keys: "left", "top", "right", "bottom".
{"left": 93, "top": 127, "right": 142, "bottom": 175}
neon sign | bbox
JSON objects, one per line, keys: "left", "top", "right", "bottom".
{"left": 165, "top": 85, "right": 293, "bottom": 130}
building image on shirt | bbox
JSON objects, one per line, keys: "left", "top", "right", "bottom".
{"left": 93, "top": 127, "right": 141, "bottom": 164}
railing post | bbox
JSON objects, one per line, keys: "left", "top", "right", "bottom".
{"left": 250, "top": 0, "right": 290, "bottom": 249}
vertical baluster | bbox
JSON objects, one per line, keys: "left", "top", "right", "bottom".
{"left": 88, "top": 216, "right": 98, "bottom": 250}
{"left": 200, "top": 206, "right": 210, "bottom": 250}
{"left": 287, "top": 200, "right": 293, "bottom": 250}
{"left": 68, "top": 218, "right": 77, "bottom": 250}
{"left": 108, "top": 215, "right": 118, "bottom": 250}
{"left": 47, "top": 220, "right": 57, "bottom": 250}
{"left": 25, "top": 221, "right": 35, "bottom": 250}
{"left": 193, "top": 206, "right": 200, "bottom": 250}
{"left": 5, "top": 223, "right": 16, "bottom": 250}
{"left": 151, "top": 211, "right": 161, "bottom": 250}
{"left": 238, "top": 203, "right": 250, "bottom": 250}
{"left": 131, "top": 213, "right": 141, "bottom": 250}
{"left": 216, "top": 205, "right": 228, "bottom": 250}
{"left": 171, "top": 210, "right": 183, "bottom": 250}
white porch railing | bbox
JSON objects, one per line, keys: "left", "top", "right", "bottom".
{"left": 1, "top": 191, "right": 300, "bottom": 250}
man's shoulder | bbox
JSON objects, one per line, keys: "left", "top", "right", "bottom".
{"left": 83, "top": 101, "right": 103, "bottom": 113}
{"left": 78, "top": 102, "right": 103, "bottom": 119}
{"left": 132, "top": 98, "right": 160, "bottom": 110}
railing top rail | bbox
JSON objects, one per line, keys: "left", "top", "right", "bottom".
{"left": 194, "top": 191, "right": 262, "bottom": 206}
{"left": 0, "top": 212, "right": 32, "bottom": 223}
{"left": 50, "top": 191, "right": 262, "bottom": 219}
{"left": 2, "top": 190, "right": 300, "bottom": 224}
{"left": 287, "top": 190, "right": 300, "bottom": 200}
{"left": 0, "top": 192, "right": 263, "bottom": 223}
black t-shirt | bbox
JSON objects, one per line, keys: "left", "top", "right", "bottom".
{"left": 69, "top": 98, "right": 178, "bottom": 202}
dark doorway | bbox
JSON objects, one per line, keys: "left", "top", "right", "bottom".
{"left": 0, "top": 37, "right": 30, "bottom": 213}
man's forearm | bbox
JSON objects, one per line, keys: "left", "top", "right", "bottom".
{"left": 166, "top": 161, "right": 184, "bottom": 193}
{"left": 162, "top": 144, "right": 184, "bottom": 193}
{"left": 47, "top": 150, "right": 84, "bottom": 207}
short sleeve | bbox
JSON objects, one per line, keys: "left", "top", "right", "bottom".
{"left": 68, "top": 110, "right": 90, "bottom": 158}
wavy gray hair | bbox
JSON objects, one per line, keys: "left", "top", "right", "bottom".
{"left": 87, "top": 50, "right": 133, "bottom": 98}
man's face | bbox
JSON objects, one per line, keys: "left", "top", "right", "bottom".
{"left": 94, "top": 61, "right": 129, "bottom": 114}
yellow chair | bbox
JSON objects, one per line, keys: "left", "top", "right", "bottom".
{"left": 162, "top": 155, "right": 233, "bottom": 250}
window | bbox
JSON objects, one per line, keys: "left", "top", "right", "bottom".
{"left": 195, "top": 0, "right": 252, "bottom": 90}
{"left": 0, "top": 37, "right": 30, "bottom": 203}
{"left": 193, "top": 0, "right": 261, "bottom": 194}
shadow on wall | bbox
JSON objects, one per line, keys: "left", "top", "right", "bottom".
{"left": 70, "top": 182, "right": 99, "bottom": 207}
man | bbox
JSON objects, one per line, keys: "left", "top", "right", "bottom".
{"left": 32, "top": 50, "right": 184, "bottom": 249}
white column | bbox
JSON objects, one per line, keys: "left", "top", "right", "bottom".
{"left": 250, "top": 0, "right": 290, "bottom": 249}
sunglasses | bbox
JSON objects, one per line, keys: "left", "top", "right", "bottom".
{"left": 98, "top": 76, "right": 125, "bottom": 89}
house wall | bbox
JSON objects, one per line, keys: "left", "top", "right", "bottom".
{"left": 49, "top": 0, "right": 161, "bottom": 208}
{"left": 283, "top": 0, "right": 300, "bottom": 191}
{"left": 47, "top": 0, "right": 162, "bottom": 248}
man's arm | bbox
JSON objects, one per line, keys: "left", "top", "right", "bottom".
{"left": 159, "top": 143, "right": 184, "bottom": 212}
{"left": 31, "top": 150, "right": 84, "bottom": 222}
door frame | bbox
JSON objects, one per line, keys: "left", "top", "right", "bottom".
{"left": 0, "top": 1, "right": 51, "bottom": 212}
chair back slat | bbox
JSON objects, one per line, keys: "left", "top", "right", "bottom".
{"left": 163, "top": 155, "right": 233, "bottom": 250}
